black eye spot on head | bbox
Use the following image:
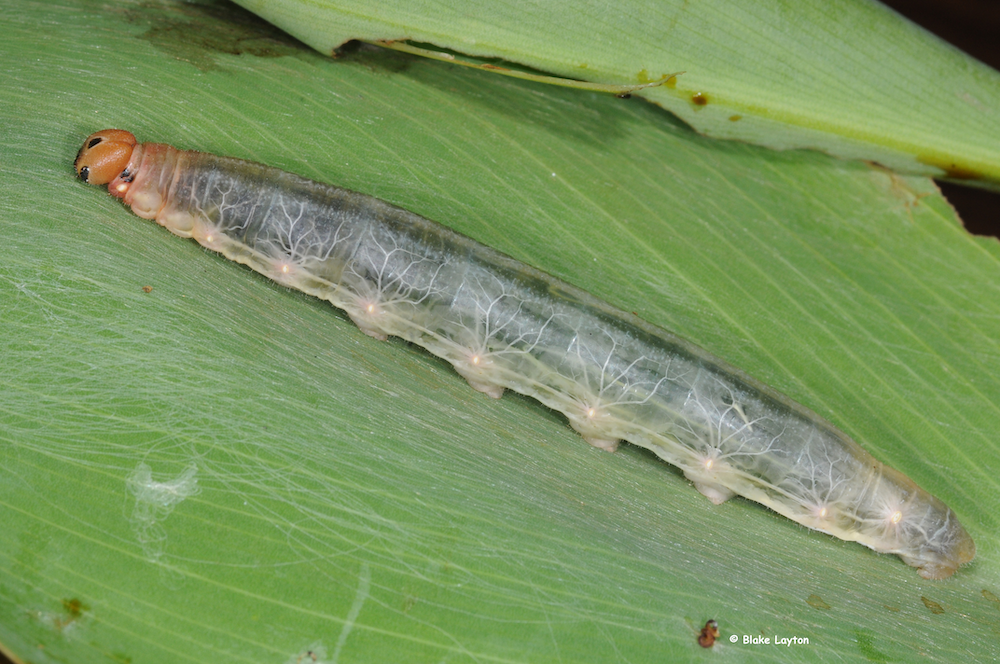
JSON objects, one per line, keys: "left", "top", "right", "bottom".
{"left": 78, "top": 165, "right": 90, "bottom": 182}
{"left": 87, "top": 137, "right": 102, "bottom": 149}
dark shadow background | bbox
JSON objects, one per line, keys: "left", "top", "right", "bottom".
{"left": 0, "top": 3, "right": 995, "bottom": 664}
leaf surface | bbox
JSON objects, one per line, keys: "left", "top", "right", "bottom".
{"left": 1, "top": 1, "right": 998, "bottom": 662}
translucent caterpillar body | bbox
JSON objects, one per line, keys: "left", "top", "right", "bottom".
{"left": 75, "top": 130, "right": 976, "bottom": 579}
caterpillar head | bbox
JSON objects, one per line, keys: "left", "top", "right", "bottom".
{"left": 74, "top": 129, "right": 137, "bottom": 185}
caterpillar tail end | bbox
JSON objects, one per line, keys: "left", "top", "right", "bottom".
{"left": 908, "top": 528, "right": 976, "bottom": 580}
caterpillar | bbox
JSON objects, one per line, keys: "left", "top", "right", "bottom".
{"left": 74, "top": 129, "right": 976, "bottom": 579}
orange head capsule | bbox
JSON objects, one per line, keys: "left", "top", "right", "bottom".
{"left": 74, "top": 129, "right": 137, "bottom": 185}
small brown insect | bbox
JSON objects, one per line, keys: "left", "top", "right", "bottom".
{"left": 698, "top": 619, "right": 719, "bottom": 648}
{"left": 142, "top": 285, "right": 153, "bottom": 293}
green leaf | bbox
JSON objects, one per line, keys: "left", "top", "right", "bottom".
{"left": 234, "top": 0, "right": 1000, "bottom": 187}
{"left": 1, "top": 1, "right": 998, "bottom": 662}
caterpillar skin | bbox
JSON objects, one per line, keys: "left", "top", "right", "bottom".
{"left": 75, "top": 130, "right": 976, "bottom": 579}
